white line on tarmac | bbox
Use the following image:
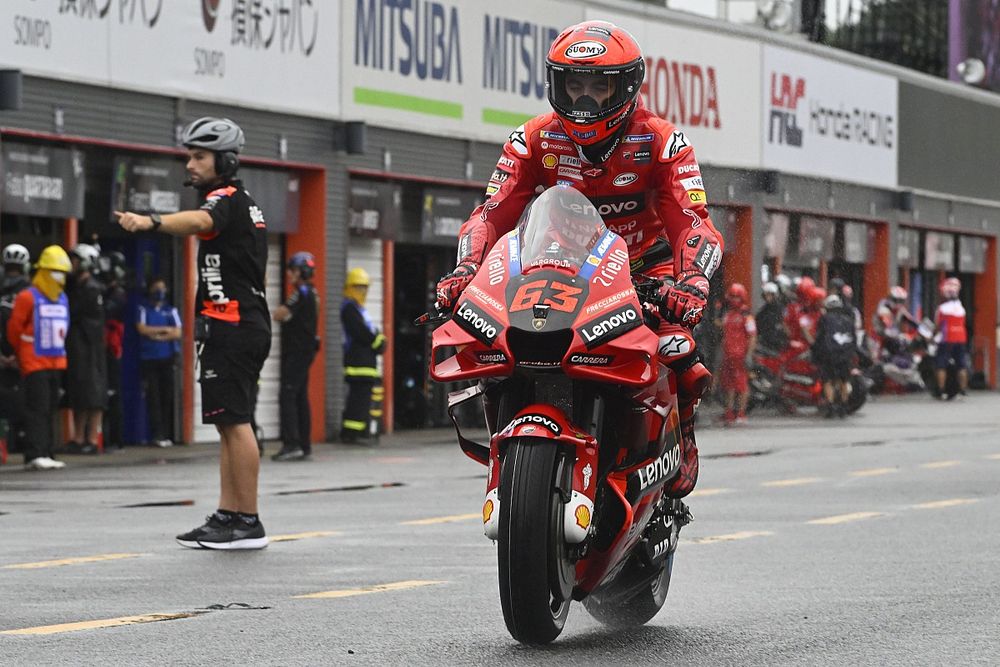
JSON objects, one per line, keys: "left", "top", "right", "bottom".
{"left": 401, "top": 513, "right": 481, "bottom": 526}
{"left": 761, "top": 477, "right": 823, "bottom": 488}
{"left": 2, "top": 553, "right": 144, "bottom": 570}
{"left": 686, "top": 531, "right": 773, "bottom": 545}
{"left": 807, "top": 511, "right": 886, "bottom": 525}
{"left": 912, "top": 498, "right": 980, "bottom": 510}
{"left": 293, "top": 580, "right": 446, "bottom": 599}
{"left": 920, "top": 460, "right": 962, "bottom": 469}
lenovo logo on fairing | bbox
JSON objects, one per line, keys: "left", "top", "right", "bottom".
{"left": 576, "top": 304, "right": 641, "bottom": 350}
{"left": 504, "top": 413, "right": 562, "bottom": 435}
{"left": 637, "top": 443, "right": 681, "bottom": 490}
{"left": 455, "top": 301, "right": 501, "bottom": 345}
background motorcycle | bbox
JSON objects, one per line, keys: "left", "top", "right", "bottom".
{"left": 419, "top": 186, "right": 690, "bottom": 644}
{"left": 749, "top": 341, "right": 868, "bottom": 414}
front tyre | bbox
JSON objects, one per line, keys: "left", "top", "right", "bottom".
{"left": 497, "top": 438, "right": 573, "bottom": 645}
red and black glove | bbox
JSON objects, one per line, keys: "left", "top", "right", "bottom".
{"left": 435, "top": 262, "right": 480, "bottom": 311}
{"left": 657, "top": 271, "right": 710, "bottom": 327}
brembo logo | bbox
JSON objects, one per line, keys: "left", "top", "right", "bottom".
{"left": 565, "top": 41, "right": 607, "bottom": 59}
{"left": 505, "top": 414, "right": 562, "bottom": 435}
{"left": 202, "top": 0, "right": 222, "bottom": 32}
{"left": 454, "top": 301, "right": 501, "bottom": 346}
{"left": 577, "top": 304, "right": 641, "bottom": 350}
{"left": 637, "top": 443, "right": 681, "bottom": 490}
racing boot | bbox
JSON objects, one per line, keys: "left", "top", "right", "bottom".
{"left": 665, "top": 361, "right": 712, "bottom": 498}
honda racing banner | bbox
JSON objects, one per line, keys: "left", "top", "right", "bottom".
{"left": 2, "top": 1, "right": 339, "bottom": 119}
{"left": 762, "top": 45, "right": 898, "bottom": 189}
{"left": 583, "top": 7, "right": 763, "bottom": 169}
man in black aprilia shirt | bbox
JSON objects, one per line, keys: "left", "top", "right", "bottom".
{"left": 116, "top": 117, "right": 271, "bottom": 551}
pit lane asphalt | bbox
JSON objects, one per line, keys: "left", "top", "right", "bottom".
{"left": 1, "top": 393, "right": 998, "bottom": 665}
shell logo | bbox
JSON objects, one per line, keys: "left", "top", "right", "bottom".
{"left": 574, "top": 504, "right": 591, "bottom": 530}
{"left": 483, "top": 499, "right": 495, "bottom": 523}
{"left": 542, "top": 153, "right": 558, "bottom": 169}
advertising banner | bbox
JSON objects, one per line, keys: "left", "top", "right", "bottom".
{"left": 111, "top": 155, "right": 196, "bottom": 215}
{"left": 342, "top": 0, "right": 582, "bottom": 143}
{"left": 797, "top": 216, "right": 835, "bottom": 261}
{"left": 0, "top": 1, "right": 339, "bottom": 119}
{"left": 349, "top": 179, "right": 402, "bottom": 239}
{"left": 897, "top": 226, "right": 921, "bottom": 268}
{"left": 958, "top": 235, "right": 987, "bottom": 274}
{"left": 843, "top": 221, "right": 870, "bottom": 263}
{"left": 421, "top": 187, "right": 483, "bottom": 245}
{"left": 585, "top": 7, "right": 763, "bottom": 168}
{"left": 1, "top": 142, "right": 85, "bottom": 218}
{"left": 762, "top": 45, "right": 898, "bottom": 188}
{"left": 924, "top": 231, "right": 955, "bottom": 271}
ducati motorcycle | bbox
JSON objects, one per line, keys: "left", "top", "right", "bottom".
{"left": 419, "top": 186, "right": 690, "bottom": 644}
{"left": 749, "top": 341, "right": 868, "bottom": 414}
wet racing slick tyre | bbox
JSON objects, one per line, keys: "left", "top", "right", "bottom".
{"left": 497, "top": 438, "right": 574, "bottom": 645}
{"left": 583, "top": 550, "right": 673, "bottom": 628}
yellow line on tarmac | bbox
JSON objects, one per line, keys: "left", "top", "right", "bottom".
{"left": 687, "top": 531, "right": 773, "bottom": 545}
{"left": 3, "top": 553, "right": 143, "bottom": 570}
{"left": 808, "top": 511, "right": 885, "bottom": 525}
{"left": 850, "top": 467, "right": 897, "bottom": 478}
{"left": 761, "top": 477, "right": 822, "bottom": 488}
{"left": 0, "top": 613, "right": 199, "bottom": 636}
{"left": 688, "top": 488, "right": 732, "bottom": 498}
{"left": 401, "top": 513, "right": 480, "bottom": 526}
{"left": 270, "top": 531, "right": 340, "bottom": 543}
{"left": 912, "top": 498, "right": 980, "bottom": 510}
{"left": 293, "top": 580, "right": 445, "bottom": 599}
{"left": 985, "top": 454, "right": 1000, "bottom": 460}
{"left": 920, "top": 460, "right": 961, "bottom": 469}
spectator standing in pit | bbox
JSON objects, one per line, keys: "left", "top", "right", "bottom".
{"left": 271, "top": 252, "right": 320, "bottom": 462}
{"left": 340, "top": 267, "right": 386, "bottom": 444}
{"left": 1, "top": 245, "right": 32, "bottom": 456}
{"left": 755, "top": 281, "right": 786, "bottom": 354}
{"left": 934, "top": 277, "right": 969, "bottom": 399}
{"left": 116, "top": 117, "right": 271, "bottom": 550}
{"left": 812, "top": 294, "right": 857, "bottom": 418}
{"left": 6, "top": 246, "right": 72, "bottom": 470}
{"left": 718, "top": 283, "right": 756, "bottom": 425}
{"left": 65, "top": 244, "right": 108, "bottom": 455}
{"left": 137, "top": 277, "right": 182, "bottom": 447}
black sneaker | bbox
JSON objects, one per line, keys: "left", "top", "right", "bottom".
{"left": 197, "top": 517, "right": 268, "bottom": 550}
{"left": 176, "top": 513, "right": 231, "bottom": 549}
{"left": 271, "top": 448, "right": 305, "bottom": 462}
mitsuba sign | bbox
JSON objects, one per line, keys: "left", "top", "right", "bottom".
{"left": 483, "top": 15, "right": 559, "bottom": 100}
{"left": 640, "top": 57, "right": 721, "bottom": 129}
{"left": 354, "top": 0, "right": 463, "bottom": 82}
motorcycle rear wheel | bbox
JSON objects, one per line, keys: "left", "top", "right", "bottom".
{"left": 497, "top": 438, "right": 574, "bottom": 645}
{"left": 846, "top": 375, "right": 868, "bottom": 414}
{"left": 583, "top": 552, "right": 673, "bottom": 627}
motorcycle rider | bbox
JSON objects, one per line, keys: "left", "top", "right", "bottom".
{"left": 933, "top": 277, "right": 969, "bottom": 398}
{"left": 434, "top": 21, "right": 723, "bottom": 498}
{"left": 872, "top": 286, "right": 919, "bottom": 356}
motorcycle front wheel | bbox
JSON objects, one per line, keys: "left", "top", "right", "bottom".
{"left": 497, "top": 438, "right": 574, "bottom": 645}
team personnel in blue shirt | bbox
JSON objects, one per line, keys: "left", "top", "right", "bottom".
{"left": 137, "top": 277, "right": 182, "bottom": 448}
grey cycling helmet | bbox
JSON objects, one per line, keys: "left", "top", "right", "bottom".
{"left": 180, "top": 117, "right": 245, "bottom": 153}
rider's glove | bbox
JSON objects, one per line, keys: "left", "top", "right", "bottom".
{"left": 435, "top": 262, "right": 480, "bottom": 311}
{"left": 657, "top": 271, "right": 709, "bottom": 327}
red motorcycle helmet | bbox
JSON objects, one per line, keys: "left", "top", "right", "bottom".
{"left": 806, "top": 285, "right": 826, "bottom": 308}
{"left": 940, "top": 277, "right": 961, "bottom": 299}
{"left": 546, "top": 21, "right": 645, "bottom": 147}
{"left": 725, "top": 282, "right": 748, "bottom": 308}
{"left": 795, "top": 276, "right": 816, "bottom": 302}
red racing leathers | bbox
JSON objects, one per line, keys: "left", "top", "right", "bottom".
{"left": 449, "top": 101, "right": 724, "bottom": 497}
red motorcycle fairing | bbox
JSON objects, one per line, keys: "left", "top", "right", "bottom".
{"left": 430, "top": 226, "right": 658, "bottom": 388}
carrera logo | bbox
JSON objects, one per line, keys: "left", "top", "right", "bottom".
{"left": 636, "top": 443, "right": 681, "bottom": 491}
{"left": 505, "top": 413, "right": 562, "bottom": 435}
{"left": 454, "top": 301, "right": 502, "bottom": 346}
{"left": 568, "top": 353, "right": 613, "bottom": 366}
{"left": 576, "top": 304, "right": 642, "bottom": 350}
{"left": 557, "top": 166, "right": 582, "bottom": 180}
{"left": 589, "top": 194, "right": 646, "bottom": 220}
{"left": 565, "top": 41, "right": 607, "bottom": 59}
{"left": 476, "top": 351, "right": 509, "bottom": 364}
{"left": 613, "top": 173, "right": 638, "bottom": 187}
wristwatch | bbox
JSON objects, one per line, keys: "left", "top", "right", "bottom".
{"left": 149, "top": 212, "right": 163, "bottom": 231}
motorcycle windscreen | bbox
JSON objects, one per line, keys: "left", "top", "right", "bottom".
{"left": 516, "top": 185, "right": 608, "bottom": 274}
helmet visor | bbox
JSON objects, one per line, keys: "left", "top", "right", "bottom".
{"left": 547, "top": 61, "right": 643, "bottom": 124}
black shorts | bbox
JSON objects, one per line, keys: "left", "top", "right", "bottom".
{"left": 199, "top": 324, "right": 271, "bottom": 425}
{"left": 818, "top": 358, "right": 852, "bottom": 382}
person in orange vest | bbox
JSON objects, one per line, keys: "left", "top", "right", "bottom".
{"left": 6, "top": 246, "right": 72, "bottom": 470}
